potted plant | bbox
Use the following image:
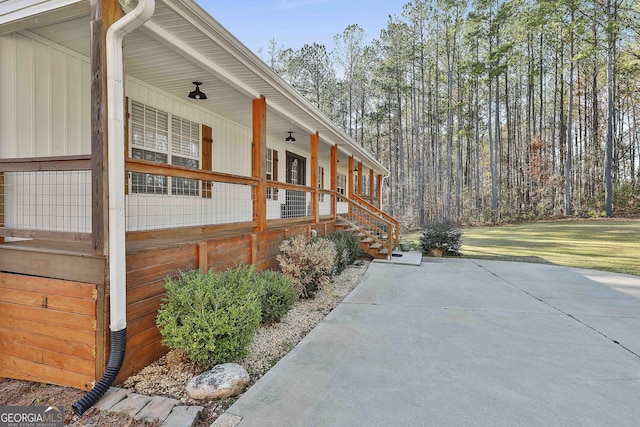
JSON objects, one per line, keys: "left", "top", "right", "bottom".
{"left": 399, "top": 241, "right": 412, "bottom": 252}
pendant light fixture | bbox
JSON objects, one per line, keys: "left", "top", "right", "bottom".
{"left": 188, "top": 81, "right": 207, "bottom": 100}
{"left": 285, "top": 131, "right": 295, "bottom": 142}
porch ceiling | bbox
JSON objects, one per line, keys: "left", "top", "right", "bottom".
{"left": 18, "top": 0, "right": 388, "bottom": 175}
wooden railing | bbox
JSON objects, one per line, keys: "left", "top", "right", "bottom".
{"left": 0, "top": 155, "right": 92, "bottom": 242}
{"left": 0, "top": 155, "right": 395, "bottom": 248}
{"left": 352, "top": 193, "right": 399, "bottom": 249}
{"left": 335, "top": 192, "right": 398, "bottom": 258}
{"left": 266, "top": 180, "right": 314, "bottom": 222}
{"left": 125, "top": 158, "right": 259, "bottom": 232}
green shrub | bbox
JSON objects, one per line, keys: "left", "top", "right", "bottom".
{"left": 326, "top": 231, "right": 361, "bottom": 274}
{"left": 419, "top": 221, "right": 462, "bottom": 256}
{"left": 277, "top": 234, "right": 337, "bottom": 298}
{"left": 254, "top": 270, "right": 297, "bottom": 324}
{"left": 156, "top": 269, "right": 261, "bottom": 369}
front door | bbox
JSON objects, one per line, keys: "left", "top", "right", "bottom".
{"left": 285, "top": 151, "right": 306, "bottom": 185}
{"left": 283, "top": 152, "right": 307, "bottom": 217}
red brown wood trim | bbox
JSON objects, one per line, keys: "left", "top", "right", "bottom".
{"left": 126, "top": 158, "right": 258, "bottom": 186}
{"left": 0, "top": 156, "right": 91, "bottom": 172}
{"left": 369, "top": 168, "right": 374, "bottom": 198}
{"left": 310, "top": 132, "right": 319, "bottom": 224}
{"left": 272, "top": 149, "right": 279, "bottom": 182}
{"left": 197, "top": 242, "right": 208, "bottom": 272}
{"left": 91, "top": 0, "right": 123, "bottom": 256}
{"left": 202, "top": 124, "right": 213, "bottom": 198}
{"left": 348, "top": 156, "right": 354, "bottom": 198}
{"left": 0, "top": 228, "right": 92, "bottom": 242}
{"left": 267, "top": 181, "right": 313, "bottom": 192}
{"left": 330, "top": 145, "right": 337, "bottom": 219}
{"left": 0, "top": 172, "right": 4, "bottom": 244}
{"left": 377, "top": 174, "right": 382, "bottom": 206}
{"left": 357, "top": 161, "right": 363, "bottom": 195}
{"left": 252, "top": 96, "right": 267, "bottom": 233}
{"left": 250, "top": 233, "right": 258, "bottom": 266}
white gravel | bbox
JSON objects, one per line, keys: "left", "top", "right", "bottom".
{"left": 124, "top": 260, "right": 370, "bottom": 405}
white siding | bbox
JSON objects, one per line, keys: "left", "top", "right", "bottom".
{"left": 0, "top": 31, "right": 90, "bottom": 158}
{"left": 126, "top": 77, "right": 252, "bottom": 176}
{"left": 0, "top": 0, "right": 83, "bottom": 25}
{"left": 125, "top": 78, "right": 255, "bottom": 230}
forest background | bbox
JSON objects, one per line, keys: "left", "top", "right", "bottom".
{"left": 258, "top": 0, "right": 640, "bottom": 227}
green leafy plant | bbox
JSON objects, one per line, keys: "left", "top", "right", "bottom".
{"left": 254, "top": 269, "right": 297, "bottom": 324}
{"left": 156, "top": 269, "right": 261, "bottom": 369}
{"left": 325, "top": 231, "right": 361, "bottom": 274}
{"left": 277, "top": 234, "right": 337, "bottom": 298}
{"left": 419, "top": 221, "right": 462, "bottom": 256}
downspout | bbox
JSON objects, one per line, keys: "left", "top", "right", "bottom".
{"left": 73, "top": 0, "right": 154, "bottom": 416}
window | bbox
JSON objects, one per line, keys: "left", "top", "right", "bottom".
{"left": 337, "top": 174, "right": 346, "bottom": 196}
{"left": 266, "top": 148, "right": 278, "bottom": 200}
{"left": 130, "top": 100, "right": 200, "bottom": 195}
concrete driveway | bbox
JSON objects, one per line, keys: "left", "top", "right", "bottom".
{"left": 218, "top": 258, "right": 640, "bottom": 427}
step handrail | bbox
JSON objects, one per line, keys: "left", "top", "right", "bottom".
{"left": 336, "top": 193, "right": 396, "bottom": 257}
{"left": 352, "top": 194, "right": 400, "bottom": 251}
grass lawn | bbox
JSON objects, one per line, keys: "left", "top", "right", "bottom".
{"left": 405, "top": 218, "right": 640, "bottom": 276}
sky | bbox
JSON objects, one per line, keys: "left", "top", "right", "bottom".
{"left": 198, "top": 0, "right": 406, "bottom": 57}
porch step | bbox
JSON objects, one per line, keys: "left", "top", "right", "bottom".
{"left": 337, "top": 215, "right": 390, "bottom": 260}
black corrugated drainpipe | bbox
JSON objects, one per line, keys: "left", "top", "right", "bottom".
{"left": 71, "top": 330, "right": 126, "bottom": 415}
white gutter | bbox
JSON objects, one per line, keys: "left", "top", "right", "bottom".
{"left": 106, "top": 0, "right": 155, "bottom": 331}
{"left": 73, "top": 0, "right": 155, "bottom": 415}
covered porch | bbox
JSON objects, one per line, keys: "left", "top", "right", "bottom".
{"left": 0, "top": 0, "right": 397, "bottom": 390}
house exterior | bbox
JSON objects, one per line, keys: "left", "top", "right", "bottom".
{"left": 0, "top": 0, "right": 398, "bottom": 393}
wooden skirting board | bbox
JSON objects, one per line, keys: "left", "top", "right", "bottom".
{"left": 0, "top": 220, "right": 336, "bottom": 389}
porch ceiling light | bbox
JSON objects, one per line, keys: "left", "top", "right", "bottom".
{"left": 285, "top": 131, "right": 295, "bottom": 142}
{"left": 188, "top": 81, "right": 207, "bottom": 100}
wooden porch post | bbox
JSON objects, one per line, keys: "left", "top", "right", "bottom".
{"left": 330, "top": 145, "right": 337, "bottom": 220}
{"left": 252, "top": 95, "right": 267, "bottom": 233}
{"left": 357, "top": 161, "right": 362, "bottom": 196}
{"left": 91, "top": 0, "right": 123, "bottom": 255}
{"left": 0, "top": 172, "right": 4, "bottom": 244}
{"left": 377, "top": 174, "right": 383, "bottom": 207}
{"left": 369, "top": 168, "right": 374, "bottom": 201}
{"left": 310, "top": 132, "right": 319, "bottom": 223}
{"left": 348, "top": 156, "right": 354, "bottom": 198}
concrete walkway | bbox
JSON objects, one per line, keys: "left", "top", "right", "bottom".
{"left": 216, "top": 258, "right": 640, "bottom": 427}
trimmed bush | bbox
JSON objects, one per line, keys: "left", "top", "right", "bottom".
{"left": 254, "top": 270, "right": 297, "bottom": 324}
{"left": 277, "top": 234, "right": 337, "bottom": 298}
{"left": 156, "top": 269, "right": 261, "bottom": 369}
{"left": 326, "top": 231, "right": 361, "bottom": 274}
{"left": 419, "top": 221, "right": 462, "bottom": 256}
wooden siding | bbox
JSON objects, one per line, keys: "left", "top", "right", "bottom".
{"left": 106, "top": 222, "right": 334, "bottom": 383}
{"left": 0, "top": 272, "right": 97, "bottom": 390}
{"left": 0, "top": 31, "right": 91, "bottom": 158}
{"left": 0, "top": 240, "right": 105, "bottom": 284}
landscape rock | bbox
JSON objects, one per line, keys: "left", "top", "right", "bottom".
{"left": 186, "top": 363, "right": 250, "bottom": 400}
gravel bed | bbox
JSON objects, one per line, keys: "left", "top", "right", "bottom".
{"left": 123, "top": 260, "right": 370, "bottom": 418}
